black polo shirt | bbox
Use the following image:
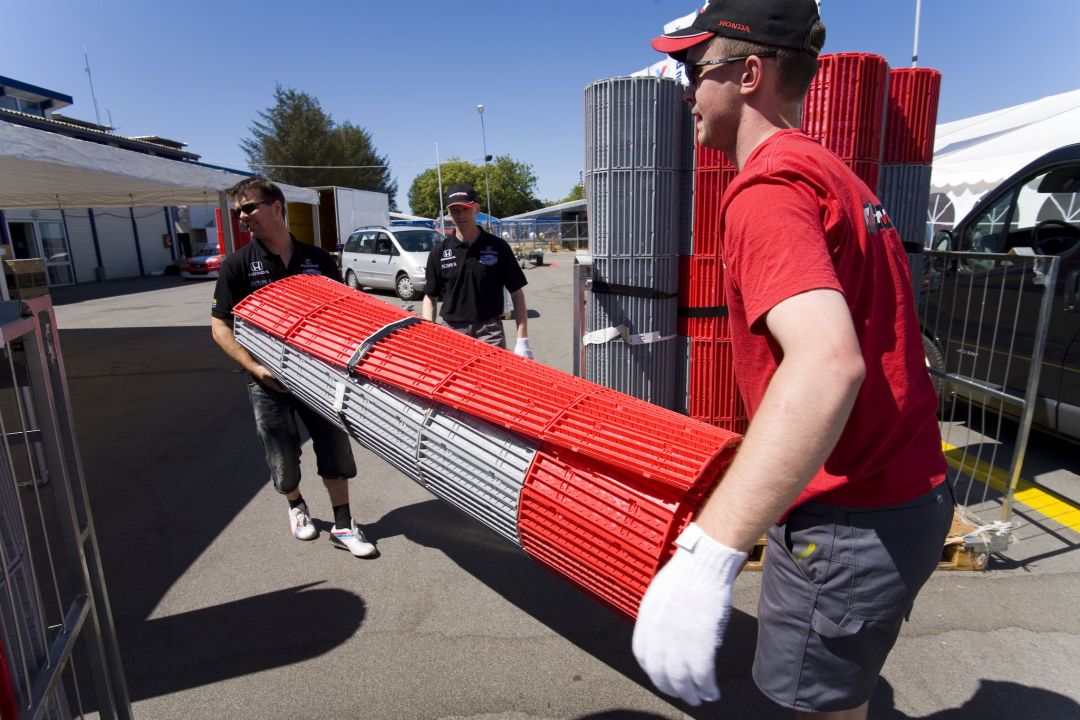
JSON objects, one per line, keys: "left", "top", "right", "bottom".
{"left": 211, "top": 235, "right": 342, "bottom": 321}
{"left": 423, "top": 229, "right": 527, "bottom": 323}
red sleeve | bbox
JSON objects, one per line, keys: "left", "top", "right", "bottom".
{"left": 724, "top": 176, "right": 843, "bottom": 329}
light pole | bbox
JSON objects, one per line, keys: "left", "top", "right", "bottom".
{"left": 477, "top": 103, "right": 493, "bottom": 230}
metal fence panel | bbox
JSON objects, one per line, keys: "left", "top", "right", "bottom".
{"left": 916, "top": 250, "right": 1060, "bottom": 553}
{"left": 0, "top": 298, "right": 132, "bottom": 719}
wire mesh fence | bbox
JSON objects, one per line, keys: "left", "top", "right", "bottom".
{"left": 915, "top": 250, "right": 1061, "bottom": 557}
{"left": 0, "top": 297, "right": 131, "bottom": 719}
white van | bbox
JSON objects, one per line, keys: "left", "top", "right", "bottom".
{"left": 339, "top": 225, "right": 440, "bottom": 301}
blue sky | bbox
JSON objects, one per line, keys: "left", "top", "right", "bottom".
{"left": 4, "top": 0, "right": 1078, "bottom": 214}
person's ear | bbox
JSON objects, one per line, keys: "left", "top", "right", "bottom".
{"left": 740, "top": 56, "right": 766, "bottom": 95}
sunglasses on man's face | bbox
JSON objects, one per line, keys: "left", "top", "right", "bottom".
{"left": 234, "top": 200, "right": 272, "bottom": 216}
{"left": 683, "top": 51, "right": 779, "bottom": 87}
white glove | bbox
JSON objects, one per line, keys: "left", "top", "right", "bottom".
{"left": 514, "top": 337, "right": 534, "bottom": 359}
{"left": 632, "top": 522, "right": 747, "bottom": 706}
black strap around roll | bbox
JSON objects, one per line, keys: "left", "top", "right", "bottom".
{"left": 590, "top": 280, "right": 677, "bottom": 300}
{"left": 346, "top": 316, "right": 423, "bottom": 373}
{"left": 678, "top": 306, "right": 729, "bottom": 318}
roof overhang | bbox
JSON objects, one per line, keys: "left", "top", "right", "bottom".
{"left": 0, "top": 120, "right": 318, "bottom": 209}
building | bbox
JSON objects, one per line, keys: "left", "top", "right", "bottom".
{"left": 0, "top": 75, "right": 316, "bottom": 289}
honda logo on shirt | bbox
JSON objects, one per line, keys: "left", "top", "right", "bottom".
{"left": 250, "top": 261, "right": 264, "bottom": 272}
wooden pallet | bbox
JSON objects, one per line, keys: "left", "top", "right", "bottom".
{"left": 740, "top": 511, "right": 989, "bottom": 572}
{"left": 938, "top": 512, "right": 990, "bottom": 571}
{"left": 743, "top": 536, "right": 768, "bottom": 572}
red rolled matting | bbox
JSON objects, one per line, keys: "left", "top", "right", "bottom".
{"left": 883, "top": 68, "right": 941, "bottom": 165}
{"left": 234, "top": 274, "right": 741, "bottom": 492}
{"left": 692, "top": 166, "right": 738, "bottom": 257}
{"left": 689, "top": 337, "right": 748, "bottom": 434}
{"left": 685, "top": 138, "right": 747, "bottom": 430}
{"left": 802, "top": 53, "right": 889, "bottom": 162}
{"left": 517, "top": 443, "right": 706, "bottom": 621}
{"left": 694, "top": 143, "right": 734, "bottom": 172}
{"left": 852, "top": 159, "right": 881, "bottom": 193}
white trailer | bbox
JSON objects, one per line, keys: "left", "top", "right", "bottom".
{"left": 315, "top": 186, "right": 389, "bottom": 250}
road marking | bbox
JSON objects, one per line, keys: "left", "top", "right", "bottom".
{"left": 942, "top": 442, "right": 1080, "bottom": 533}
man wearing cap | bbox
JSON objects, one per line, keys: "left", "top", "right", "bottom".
{"left": 632, "top": 1, "right": 952, "bottom": 717}
{"left": 422, "top": 183, "right": 532, "bottom": 357}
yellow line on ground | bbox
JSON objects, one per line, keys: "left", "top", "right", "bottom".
{"left": 942, "top": 441, "right": 1080, "bottom": 532}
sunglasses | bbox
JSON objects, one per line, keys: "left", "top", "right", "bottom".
{"left": 683, "top": 51, "right": 778, "bottom": 87}
{"left": 234, "top": 200, "right": 272, "bottom": 216}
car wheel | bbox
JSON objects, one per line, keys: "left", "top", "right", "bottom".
{"left": 395, "top": 274, "right": 417, "bottom": 301}
{"left": 922, "top": 334, "right": 953, "bottom": 414}
{"left": 346, "top": 270, "right": 360, "bottom": 290}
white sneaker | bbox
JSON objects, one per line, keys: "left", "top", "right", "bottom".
{"left": 329, "top": 521, "right": 377, "bottom": 558}
{"left": 288, "top": 503, "right": 318, "bottom": 541}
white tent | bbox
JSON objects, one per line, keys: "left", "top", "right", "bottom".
{"left": 931, "top": 88, "right": 1080, "bottom": 219}
{"left": 0, "top": 120, "right": 317, "bottom": 209}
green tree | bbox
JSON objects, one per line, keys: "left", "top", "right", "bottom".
{"left": 487, "top": 156, "right": 542, "bottom": 217}
{"left": 552, "top": 182, "right": 584, "bottom": 204}
{"left": 407, "top": 155, "right": 540, "bottom": 218}
{"left": 242, "top": 85, "right": 398, "bottom": 210}
{"left": 334, "top": 122, "right": 398, "bottom": 210}
{"left": 407, "top": 158, "right": 482, "bottom": 218}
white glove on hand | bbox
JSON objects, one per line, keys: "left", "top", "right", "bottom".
{"left": 632, "top": 522, "right": 747, "bottom": 706}
{"left": 514, "top": 337, "right": 534, "bottom": 359}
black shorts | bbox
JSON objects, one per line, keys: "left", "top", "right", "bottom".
{"left": 753, "top": 482, "right": 954, "bottom": 712}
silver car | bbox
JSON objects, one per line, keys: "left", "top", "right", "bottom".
{"left": 339, "top": 225, "right": 439, "bottom": 301}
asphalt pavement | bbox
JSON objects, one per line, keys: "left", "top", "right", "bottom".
{"left": 50, "top": 255, "right": 1080, "bottom": 720}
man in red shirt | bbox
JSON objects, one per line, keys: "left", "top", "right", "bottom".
{"left": 632, "top": 2, "right": 953, "bottom": 717}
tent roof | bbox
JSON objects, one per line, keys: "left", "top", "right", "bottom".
{"left": 931, "top": 88, "right": 1080, "bottom": 194}
{"left": 0, "top": 120, "right": 318, "bottom": 209}
{"left": 502, "top": 198, "right": 586, "bottom": 221}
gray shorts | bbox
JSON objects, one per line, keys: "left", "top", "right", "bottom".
{"left": 247, "top": 380, "right": 356, "bottom": 494}
{"left": 444, "top": 317, "right": 506, "bottom": 348}
{"left": 753, "top": 482, "right": 954, "bottom": 713}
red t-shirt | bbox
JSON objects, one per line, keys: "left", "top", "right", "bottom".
{"left": 719, "top": 129, "right": 946, "bottom": 509}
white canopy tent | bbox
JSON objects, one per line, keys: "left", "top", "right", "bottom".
{"left": 0, "top": 120, "right": 317, "bottom": 208}
{"left": 0, "top": 118, "right": 320, "bottom": 279}
{"left": 930, "top": 88, "right": 1080, "bottom": 219}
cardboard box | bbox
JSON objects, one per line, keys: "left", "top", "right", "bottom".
{"left": 3, "top": 259, "right": 49, "bottom": 299}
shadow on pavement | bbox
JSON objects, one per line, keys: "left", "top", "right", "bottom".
{"left": 125, "top": 583, "right": 365, "bottom": 700}
{"left": 367, "top": 499, "right": 787, "bottom": 720}
{"left": 49, "top": 275, "right": 192, "bottom": 305}
{"left": 58, "top": 324, "right": 365, "bottom": 706}
{"left": 872, "top": 678, "right": 1080, "bottom": 720}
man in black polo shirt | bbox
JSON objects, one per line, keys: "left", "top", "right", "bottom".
{"left": 210, "top": 177, "right": 376, "bottom": 558}
{"left": 421, "top": 183, "right": 532, "bottom": 356}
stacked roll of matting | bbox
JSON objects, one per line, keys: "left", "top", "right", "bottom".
{"left": 583, "top": 76, "right": 693, "bottom": 409}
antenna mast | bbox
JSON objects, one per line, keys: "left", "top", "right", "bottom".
{"left": 83, "top": 51, "right": 103, "bottom": 127}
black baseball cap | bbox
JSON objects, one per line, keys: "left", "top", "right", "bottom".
{"left": 445, "top": 183, "right": 480, "bottom": 207}
{"left": 652, "top": 0, "right": 821, "bottom": 56}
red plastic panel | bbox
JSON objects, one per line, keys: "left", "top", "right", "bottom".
{"left": 852, "top": 159, "right": 881, "bottom": 194}
{"left": 883, "top": 68, "right": 941, "bottom": 164}
{"left": 692, "top": 166, "right": 738, "bottom": 258}
{"left": 694, "top": 143, "right": 735, "bottom": 172}
{"left": 802, "top": 53, "right": 889, "bottom": 162}
{"left": 544, "top": 388, "right": 738, "bottom": 490}
{"left": 517, "top": 443, "right": 703, "bottom": 621}
{"left": 688, "top": 337, "right": 748, "bottom": 433}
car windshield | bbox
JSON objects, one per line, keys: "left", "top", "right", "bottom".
{"left": 394, "top": 230, "right": 439, "bottom": 253}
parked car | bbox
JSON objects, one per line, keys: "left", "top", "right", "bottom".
{"left": 339, "top": 225, "right": 439, "bottom": 301}
{"left": 921, "top": 143, "right": 1080, "bottom": 440}
{"left": 180, "top": 247, "right": 224, "bottom": 280}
